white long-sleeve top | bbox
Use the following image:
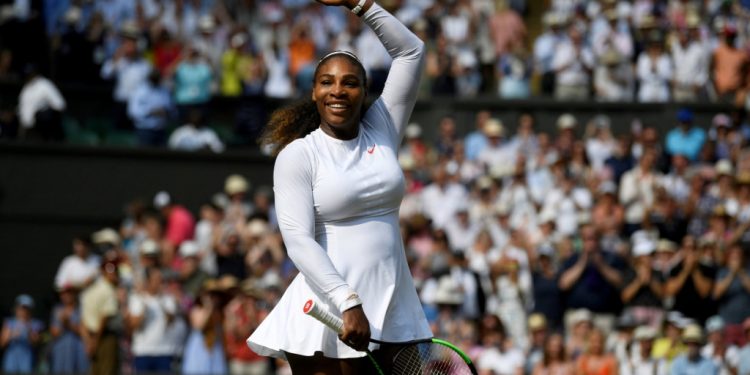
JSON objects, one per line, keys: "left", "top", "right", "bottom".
{"left": 637, "top": 52, "right": 673, "bottom": 102}
{"left": 671, "top": 40, "right": 709, "bottom": 88}
{"left": 18, "top": 76, "right": 66, "bottom": 128}
{"left": 248, "top": 3, "right": 430, "bottom": 359}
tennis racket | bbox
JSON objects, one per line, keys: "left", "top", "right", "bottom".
{"left": 303, "top": 299, "right": 478, "bottom": 375}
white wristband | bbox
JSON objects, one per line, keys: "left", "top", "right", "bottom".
{"left": 351, "top": 0, "right": 367, "bottom": 16}
{"left": 339, "top": 293, "right": 363, "bottom": 312}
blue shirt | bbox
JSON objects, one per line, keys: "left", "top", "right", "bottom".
{"left": 127, "top": 83, "right": 173, "bottom": 130}
{"left": 665, "top": 127, "right": 706, "bottom": 160}
{"left": 739, "top": 346, "right": 750, "bottom": 375}
{"left": 464, "top": 131, "right": 488, "bottom": 161}
{"left": 670, "top": 354, "right": 717, "bottom": 375}
{"left": 174, "top": 62, "right": 213, "bottom": 105}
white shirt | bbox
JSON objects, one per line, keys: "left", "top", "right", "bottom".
{"left": 168, "top": 125, "right": 225, "bottom": 153}
{"left": 477, "top": 347, "right": 525, "bottom": 375}
{"left": 594, "top": 64, "right": 634, "bottom": 101}
{"left": 54, "top": 255, "right": 100, "bottom": 289}
{"left": 128, "top": 293, "right": 178, "bottom": 356}
{"left": 100, "top": 57, "right": 152, "bottom": 102}
{"left": 444, "top": 218, "right": 481, "bottom": 252}
{"left": 421, "top": 183, "right": 468, "bottom": 229}
{"left": 18, "top": 76, "right": 66, "bottom": 128}
{"left": 620, "top": 167, "right": 662, "bottom": 224}
{"left": 637, "top": 52, "right": 673, "bottom": 102}
{"left": 586, "top": 137, "right": 617, "bottom": 172}
{"left": 552, "top": 40, "right": 595, "bottom": 86}
{"left": 672, "top": 40, "right": 709, "bottom": 87}
{"left": 542, "top": 187, "right": 592, "bottom": 235}
{"left": 478, "top": 143, "right": 516, "bottom": 171}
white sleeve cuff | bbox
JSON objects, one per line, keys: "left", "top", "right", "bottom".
{"left": 329, "top": 286, "right": 362, "bottom": 313}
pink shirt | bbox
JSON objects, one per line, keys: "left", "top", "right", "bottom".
{"left": 166, "top": 205, "right": 195, "bottom": 247}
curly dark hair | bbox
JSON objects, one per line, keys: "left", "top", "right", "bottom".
{"left": 259, "top": 53, "right": 368, "bottom": 156}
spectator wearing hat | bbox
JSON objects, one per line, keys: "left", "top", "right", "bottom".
{"left": 223, "top": 174, "right": 252, "bottom": 227}
{"left": 153, "top": 191, "right": 196, "bottom": 266}
{"left": 128, "top": 69, "right": 174, "bottom": 146}
{"left": 636, "top": 31, "right": 672, "bottom": 103}
{"left": 671, "top": 25, "right": 709, "bottom": 102}
{"left": 224, "top": 279, "right": 270, "bottom": 375}
{"left": 49, "top": 284, "right": 88, "bottom": 374}
{"left": 670, "top": 324, "right": 718, "bottom": 374}
{"left": 711, "top": 26, "right": 747, "bottom": 103}
{"left": 127, "top": 267, "right": 179, "bottom": 372}
{"left": 17, "top": 64, "right": 66, "bottom": 141}
{"left": 477, "top": 118, "right": 513, "bottom": 172}
{"left": 541, "top": 166, "right": 592, "bottom": 236}
{"left": 551, "top": 24, "right": 594, "bottom": 101}
{"left": 702, "top": 316, "right": 740, "bottom": 375}
{"left": 54, "top": 235, "right": 100, "bottom": 290}
{"left": 710, "top": 114, "right": 734, "bottom": 160}
{"left": 80, "top": 260, "right": 121, "bottom": 375}
{"left": 559, "top": 225, "right": 625, "bottom": 332}
{"left": 533, "top": 12, "right": 565, "bottom": 96}
{"left": 594, "top": 47, "right": 634, "bottom": 102}
{"left": 179, "top": 240, "right": 210, "bottom": 299}
{"left": 585, "top": 115, "right": 618, "bottom": 173}
{"left": 713, "top": 244, "right": 750, "bottom": 345}
{"left": 622, "top": 240, "right": 666, "bottom": 327}
{"left": 653, "top": 312, "right": 689, "bottom": 362}
{"left": 525, "top": 313, "right": 549, "bottom": 373}
{"left": 620, "top": 325, "right": 663, "bottom": 375}
{"left": 555, "top": 113, "right": 577, "bottom": 158}
{"left": 101, "top": 22, "right": 152, "bottom": 130}
{"left": 620, "top": 147, "right": 663, "bottom": 235}
{"left": 464, "top": 110, "right": 491, "bottom": 161}
{"left": 1, "top": 295, "right": 43, "bottom": 374}
{"left": 665, "top": 108, "right": 706, "bottom": 161}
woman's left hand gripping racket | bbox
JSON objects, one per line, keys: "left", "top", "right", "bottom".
{"left": 303, "top": 299, "right": 478, "bottom": 375}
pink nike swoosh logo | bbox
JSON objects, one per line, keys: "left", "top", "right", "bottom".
{"left": 367, "top": 145, "right": 375, "bottom": 154}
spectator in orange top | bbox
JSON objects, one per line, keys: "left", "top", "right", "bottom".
{"left": 489, "top": 0, "right": 526, "bottom": 59}
{"left": 576, "top": 328, "right": 618, "bottom": 375}
{"left": 288, "top": 22, "right": 316, "bottom": 88}
{"left": 711, "top": 27, "right": 748, "bottom": 104}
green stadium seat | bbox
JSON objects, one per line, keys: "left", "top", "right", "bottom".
{"left": 105, "top": 131, "right": 138, "bottom": 147}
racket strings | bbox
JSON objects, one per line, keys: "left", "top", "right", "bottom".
{"left": 392, "top": 342, "right": 473, "bottom": 375}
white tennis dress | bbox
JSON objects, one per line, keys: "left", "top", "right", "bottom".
{"left": 246, "top": 3, "right": 431, "bottom": 360}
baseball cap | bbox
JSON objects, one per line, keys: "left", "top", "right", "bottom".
{"left": 225, "top": 175, "right": 249, "bottom": 196}
{"left": 140, "top": 239, "right": 160, "bottom": 256}
{"left": 705, "top": 316, "right": 725, "bottom": 333}
{"left": 179, "top": 241, "right": 200, "bottom": 258}
{"left": 677, "top": 108, "right": 694, "bottom": 123}
{"left": 484, "top": 119, "right": 504, "bottom": 137}
{"left": 15, "top": 294, "right": 34, "bottom": 309}
{"left": 528, "top": 313, "right": 547, "bottom": 331}
{"left": 633, "top": 326, "right": 657, "bottom": 341}
{"left": 153, "top": 191, "right": 171, "bottom": 209}
{"left": 682, "top": 324, "right": 704, "bottom": 343}
{"left": 557, "top": 113, "right": 577, "bottom": 130}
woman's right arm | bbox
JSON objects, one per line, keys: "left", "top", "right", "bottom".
{"left": 274, "top": 142, "right": 360, "bottom": 313}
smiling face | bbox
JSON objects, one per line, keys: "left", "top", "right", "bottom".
{"left": 312, "top": 55, "right": 367, "bottom": 139}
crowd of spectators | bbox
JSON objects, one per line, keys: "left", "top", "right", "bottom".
{"left": 5, "top": 107, "right": 750, "bottom": 374}
{"left": 4, "top": 0, "right": 750, "bottom": 144}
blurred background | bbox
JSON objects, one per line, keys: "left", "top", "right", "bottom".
{"left": 3, "top": 0, "right": 750, "bottom": 374}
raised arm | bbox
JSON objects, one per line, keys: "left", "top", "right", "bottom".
{"left": 359, "top": 1, "right": 425, "bottom": 138}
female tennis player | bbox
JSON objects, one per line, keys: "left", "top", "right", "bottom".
{"left": 246, "top": 0, "right": 430, "bottom": 372}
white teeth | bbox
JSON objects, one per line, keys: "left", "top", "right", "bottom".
{"left": 328, "top": 104, "right": 347, "bottom": 108}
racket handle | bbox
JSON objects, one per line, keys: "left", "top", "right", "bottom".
{"left": 304, "top": 299, "right": 344, "bottom": 334}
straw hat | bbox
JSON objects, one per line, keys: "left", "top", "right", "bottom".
{"left": 682, "top": 324, "right": 704, "bottom": 343}
{"left": 225, "top": 175, "right": 250, "bottom": 195}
